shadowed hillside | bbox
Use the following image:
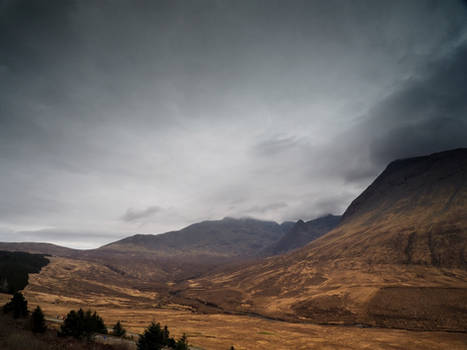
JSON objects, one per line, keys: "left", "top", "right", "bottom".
{"left": 0, "top": 218, "right": 288, "bottom": 283}
{"left": 264, "top": 214, "right": 341, "bottom": 255}
{"left": 0, "top": 251, "right": 49, "bottom": 293}
{"left": 101, "top": 217, "right": 285, "bottom": 258}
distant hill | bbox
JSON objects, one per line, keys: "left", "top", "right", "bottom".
{"left": 264, "top": 214, "right": 341, "bottom": 255}
{"left": 0, "top": 218, "right": 289, "bottom": 282}
{"left": 180, "top": 149, "right": 467, "bottom": 331}
{"left": 0, "top": 242, "right": 77, "bottom": 257}
{"left": 101, "top": 217, "right": 285, "bottom": 258}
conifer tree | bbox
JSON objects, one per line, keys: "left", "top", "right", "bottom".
{"left": 175, "top": 333, "right": 189, "bottom": 350}
{"left": 137, "top": 322, "right": 176, "bottom": 350}
{"left": 59, "top": 308, "right": 107, "bottom": 339}
{"left": 3, "top": 291, "right": 28, "bottom": 318}
{"left": 112, "top": 320, "right": 126, "bottom": 337}
{"left": 31, "top": 305, "right": 47, "bottom": 333}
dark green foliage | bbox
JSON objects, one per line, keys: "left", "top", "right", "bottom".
{"left": 3, "top": 292, "right": 28, "bottom": 318}
{"left": 31, "top": 305, "right": 47, "bottom": 333}
{"left": 0, "top": 251, "right": 49, "bottom": 294}
{"left": 137, "top": 322, "right": 178, "bottom": 350}
{"left": 58, "top": 308, "right": 107, "bottom": 339}
{"left": 111, "top": 320, "right": 126, "bottom": 337}
{"left": 164, "top": 325, "right": 176, "bottom": 348}
{"left": 175, "top": 333, "right": 189, "bottom": 350}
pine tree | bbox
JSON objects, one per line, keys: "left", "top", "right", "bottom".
{"left": 3, "top": 292, "right": 28, "bottom": 318}
{"left": 137, "top": 322, "right": 176, "bottom": 350}
{"left": 163, "top": 325, "right": 175, "bottom": 348}
{"left": 31, "top": 305, "right": 47, "bottom": 333}
{"left": 175, "top": 333, "right": 189, "bottom": 350}
{"left": 112, "top": 320, "right": 126, "bottom": 337}
{"left": 59, "top": 308, "right": 107, "bottom": 339}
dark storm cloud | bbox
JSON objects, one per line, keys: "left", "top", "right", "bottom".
{"left": 121, "top": 206, "right": 162, "bottom": 222}
{"left": 367, "top": 43, "right": 467, "bottom": 165}
{"left": 336, "top": 39, "right": 467, "bottom": 185}
{"left": 1, "top": 0, "right": 467, "bottom": 247}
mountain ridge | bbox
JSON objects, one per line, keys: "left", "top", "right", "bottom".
{"left": 264, "top": 214, "right": 341, "bottom": 256}
{"left": 178, "top": 148, "right": 467, "bottom": 330}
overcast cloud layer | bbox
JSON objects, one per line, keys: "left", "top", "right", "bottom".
{"left": 1, "top": 0, "right": 467, "bottom": 248}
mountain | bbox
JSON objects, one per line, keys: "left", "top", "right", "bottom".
{"left": 265, "top": 214, "right": 341, "bottom": 255}
{"left": 0, "top": 218, "right": 289, "bottom": 283}
{"left": 179, "top": 149, "right": 467, "bottom": 331}
{"left": 279, "top": 221, "right": 295, "bottom": 235}
{"left": 101, "top": 217, "right": 285, "bottom": 258}
{"left": 0, "top": 242, "right": 77, "bottom": 257}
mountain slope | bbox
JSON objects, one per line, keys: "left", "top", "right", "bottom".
{"left": 179, "top": 149, "right": 467, "bottom": 331}
{"left": 265, "top": 214, "right": 341, "bottom": 255}
{"left": 101, "top": 217, "right": 285, "bottom": 258}
{"left": 0, "top": 218, "right": 288, "bottom": 283}
{"left": 0, "top": 242, "right": 77, "bottom": 257}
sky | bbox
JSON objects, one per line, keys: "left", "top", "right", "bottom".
{"left": 1, "top": 0, "right": 467, "bottom": 248}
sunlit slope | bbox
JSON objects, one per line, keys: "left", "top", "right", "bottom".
{"left": 312, "top": 148, "right": 467, "bottom": 267}
{"left": 182, "top": 149, "right": 467, "bottom": 330}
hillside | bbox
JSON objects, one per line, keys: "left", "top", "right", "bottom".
{"left": 0, "top": 243, "right": 77, "bottom": 257}
{"left": 264, "top": 214, "right": 341, "bottom": 255}
{"left": 0, "top": 251, "right": 49, "bottom": 293}
{"left": 101, "top": 217, "right": 285, "bottom": 258}
{"left": 178, "top": 149, "right": 467, "bottom": 331}
{"left": 0, "top": 218, "right": 289, "bottom": 282}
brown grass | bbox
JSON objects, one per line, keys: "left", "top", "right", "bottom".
{"left": 2, "top": 290, "right": 465, "bottom": 350}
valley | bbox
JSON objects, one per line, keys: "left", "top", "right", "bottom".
{"left": 2, "top": 149, "right": 467, "bottom": 349}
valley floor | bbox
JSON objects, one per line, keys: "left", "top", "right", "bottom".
{"left": 2, "top": 293, "right": 466, "bottom": 350}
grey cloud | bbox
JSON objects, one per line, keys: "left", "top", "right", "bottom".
{"left": 0, "top": 228, "right": 126, "bottom": 249}
{"left": 121, "top": 206, "right": 162, "bottom": 222}
{"left": 367, "top": 43, "right": 467, "bottom": 166}
{"left": 335, "top": 39, "right": 467, "bottom": 186}
{"left": 1, "top": 1, "right": 466, "bottom": 247}
{"left": 253, "top": 136, "right": 302, "bottom": 157}
{"left": 233, "top": 202, "right": 289, "bottom": 216}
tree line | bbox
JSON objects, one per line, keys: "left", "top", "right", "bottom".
{"left": 2, "top": 292, "right": 198, "bottom": 350}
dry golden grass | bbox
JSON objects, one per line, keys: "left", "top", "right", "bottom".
{"left": 1, "top": 255, "right": 465, "bottom": 350}
{"left": 9, "top": 295, "right": 467, "bottom": 350}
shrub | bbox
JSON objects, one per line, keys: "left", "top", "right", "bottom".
{"left": 31, "top": 305, "right": 47, "bottom": 333}
{"left": 175, "top": 333, "right": 189, "bottom": 350}
{"left": 3, "top": 291, "right": 28, "bottom": 318}
{"left": 58, "top": 308, "right": 107, "bottom": 339}
{"left": 112, "top": 320, "right": 126, "bottom": 337}
{"left": 137, "top": 322, "right": 176, "bottom": 350}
